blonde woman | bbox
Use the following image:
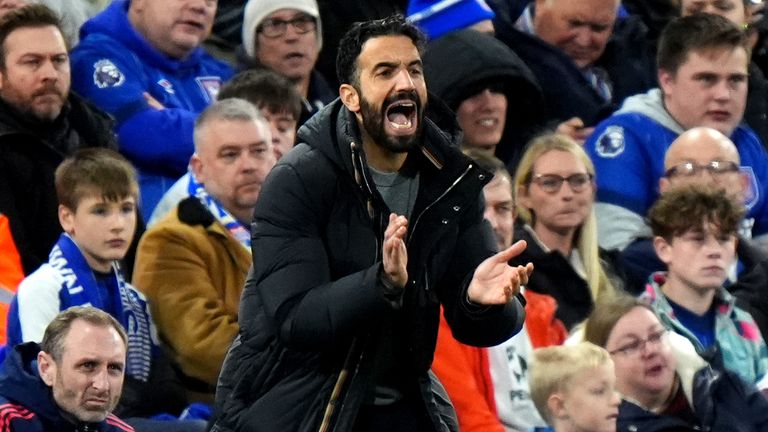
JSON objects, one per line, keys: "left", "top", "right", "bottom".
{"left": 512, "top": 133, "right": 620, "bottom": 329}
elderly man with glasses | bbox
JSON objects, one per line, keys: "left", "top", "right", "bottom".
{"left": 241, "top": 0, "right": 336, "bottom": 126}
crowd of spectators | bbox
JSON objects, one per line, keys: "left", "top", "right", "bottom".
{"left": 1, "top": 0, "right": 768, "bottom": 431}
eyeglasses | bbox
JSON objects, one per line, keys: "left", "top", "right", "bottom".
{"left": 609, "top": 328, "right": 668, "bottom": 357}
{"left": 529, "top": 173, "right": 594, "bottom": 193}
{"left": 664, "top": 160, "right": 740, "bottom": 178}
{"left": 257, "top": 15, "right": 317, "bottom": 38}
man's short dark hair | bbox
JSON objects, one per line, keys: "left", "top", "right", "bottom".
{"left": 0, "top": 4, "right": 63, "bottom": 67}
{"left": 41, "top": 306, "right": 128, "bottom": 363}
{"left": 649, "top": 185, "right": 745, "bottom": 242}
{"left": 219, "top": 69, "right": 302, "bottom": 121}
{"left": 335, "top": 14, "right": 425, "bottom": 87}
{"left": 657, "top": 13, "right": 747, "bottom": 75}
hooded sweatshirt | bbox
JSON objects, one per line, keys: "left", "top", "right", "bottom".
{"left": 70, "top": 0, "right": 233, "bottom": 217}
{"left": 584, "top": 88, "right": 768, "bottom": 251}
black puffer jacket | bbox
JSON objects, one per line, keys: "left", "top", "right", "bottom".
{"left": 212, "top": 98, "right": 525, "bottom": 432}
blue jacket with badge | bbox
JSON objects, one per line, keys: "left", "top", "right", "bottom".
{"left": 585, "top": 88, "right": 768, "bottom": 250}
{"left": 70, "top": 0, "right": 233, "bottom": 217}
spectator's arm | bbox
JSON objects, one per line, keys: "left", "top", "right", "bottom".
{"left": 432, "top": 314, "right": 505, "bottom": 432}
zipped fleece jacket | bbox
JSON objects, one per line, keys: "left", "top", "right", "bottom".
{"left": 211, "top": 98, "right": 526, "bottom": 432}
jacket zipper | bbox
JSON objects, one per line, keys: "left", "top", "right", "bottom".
{"left": 407, "top": 163, "right": 473, "bottom": 247}
{"left": 318, "top": 142, "right": 383, "bottom": 432}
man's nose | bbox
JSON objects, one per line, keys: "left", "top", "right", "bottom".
{"left": 91, "top": 369, "right": 109, "bottom": 392}
{"left": 573, "top": 27, "right": 592, "bottom": 47}
{"left": 186, "top": 0, "right": 208, "bottom": 13}
{"left": 393, "top": 68, "right": 416, "bottom": 91}
{"left": 713, "top": 79, "right": 732, "bottom": 101}
{"left": 40, "top": 60, "right": 58, "bottom": 81}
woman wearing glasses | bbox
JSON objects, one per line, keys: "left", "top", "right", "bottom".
{"left": 512, "top": 133, "right": 621, "bottom": 330}
{"left": 583, "top": 294, "right": 768, "bottom": 431}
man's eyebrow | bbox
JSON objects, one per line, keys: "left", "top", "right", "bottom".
{"left": 372, "top": 61, "right": 399, "bottom": 71}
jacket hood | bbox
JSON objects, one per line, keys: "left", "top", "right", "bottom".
{"left": 423, "top": 28, "right": 542, "bottom": 114}
{"left": 616, "top": 88, "right": 685, "bottom": 134}
{"left": 80, "top": 0, "right": 207, "bottom": 72}
{"left": 0, "top": 343, "right": 61, "bottom": 422}
{"left": 296, "top": 94, "right": 463, "bottom": 177}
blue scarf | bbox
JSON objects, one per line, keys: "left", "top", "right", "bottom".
{"left": 187, "top": 172, "right": 251, "bottom": 251}
{"left": 50, "top": 234, "right": 153, "bottom": 381}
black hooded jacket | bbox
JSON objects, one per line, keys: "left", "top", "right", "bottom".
{"left": 211, "top": 98, "right": 525, "bottom": 432}
{"left": 423, "top": 28, "right": 546, "bottom": 170}
{"left": 0, "top": 342, "right": 133, "bottom": 431}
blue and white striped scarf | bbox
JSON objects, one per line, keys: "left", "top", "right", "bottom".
{"left": 187, "top": 173, "right": 251, "bottom": 251}
{"left": 52, "top": 234, "right": 153, "bottom": 381}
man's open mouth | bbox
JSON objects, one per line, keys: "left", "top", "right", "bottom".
{"left": 385, "top": 100, "right": 417, "bottom": 131}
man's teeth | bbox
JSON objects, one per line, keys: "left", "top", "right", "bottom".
{"left": 479, "top": 119, "right": 496, "bottom": 127}
{"left": 390, "top": 119, "right": 412, "bottom": 129}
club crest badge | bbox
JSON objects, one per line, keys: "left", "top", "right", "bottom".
{"left": 196, "top": 76, "right": 222, "bottom": 103}
{"left": 742, "top": 166, "right": 759, "bottom": 210}
{"left": 93, "top": 59, "right": 125, "bottom": 89}
{"left": 595, "top": 125, "right": 625, "bottom": 158}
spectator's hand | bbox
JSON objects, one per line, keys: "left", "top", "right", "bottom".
{"left": 556, "top": 117, "right": 594, "bottom": 145}
{"left": 383, "top": 213, "right": 408, "bottom": 288}
{"left": 144, "top": 92, "right": 165, "bottom": 110}
{"left": 467, "top": 240, "right": 533, "bottom": 305}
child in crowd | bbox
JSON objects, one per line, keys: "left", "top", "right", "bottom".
{"left": 646, "top": 185, "right": 768, "bottom": 387}
{"left": 6, "top": 148, "right": 190, "bottom": 421}
{"left": 530, "top": 342, "right": 620, "bottom": 432}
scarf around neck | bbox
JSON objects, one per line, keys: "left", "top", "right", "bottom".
{"left": 187, "top": 172, "right": 251, "bottom": 251}
{"left": 50, "top": 234, "right": 153, "bottom": 381}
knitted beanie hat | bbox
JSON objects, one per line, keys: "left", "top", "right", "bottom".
{"left": 407, "top": 0, "right": 495, "bottom": 40}
{"left": 242, "top": 0, "right": 323, "bottom": 60}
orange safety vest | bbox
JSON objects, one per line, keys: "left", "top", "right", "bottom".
{"left": 0, "top": 213, "right": 23, "bottom": 345}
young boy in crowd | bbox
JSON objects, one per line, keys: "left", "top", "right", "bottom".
{"left": 6, "top": 148, "right": 190, "bottom": 422}
{"left": 646, "top": 185, "right": 768, "bottom": 387}
{"left": 530, "top": 342, "right": 620, "bottom": 432}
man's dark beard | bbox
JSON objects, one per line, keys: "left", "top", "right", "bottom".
{"left": 359, "top": 90, "right": 423, "bottom": 153}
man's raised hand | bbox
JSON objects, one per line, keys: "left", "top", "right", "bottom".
{"left": 467, "top": 240, "right": 534, "bottom": 305}
{"left": 382, "top": 213, "right": 408, "bottom": 288}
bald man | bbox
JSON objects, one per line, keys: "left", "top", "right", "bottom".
{"left": 659, "top": 127, "right": 748, "bottom": 200}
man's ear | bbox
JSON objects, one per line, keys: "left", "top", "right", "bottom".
{"left": 37, "top": 351, "right": 56, "bottom": 387}
{"left": 339, "top": 83, "right": 360, "bottom": 113}
{"left": 658, "top": 69, "right": 674, "bottom": 97}
{"left": 190, "top": 153, "right": 204, "bottom": 184}
{"left": 653, "top": 235, "right": 673, "bottom": 265}
{"left": 58, "top": 204, "right": 75, "bottom": 235}
{"left": 659, "top": 176, "right": 670, "bottom": 194}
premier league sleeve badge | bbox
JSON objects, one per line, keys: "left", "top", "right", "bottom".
{"left": 93, "top": 59, "right": 125, "bottom": 89}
